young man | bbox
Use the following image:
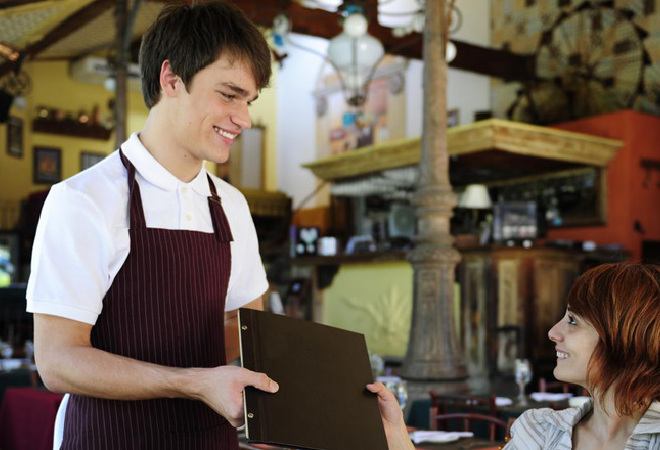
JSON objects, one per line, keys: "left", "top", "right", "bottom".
{"left": 26, "top": 2, "right": 278, "bottom": 449}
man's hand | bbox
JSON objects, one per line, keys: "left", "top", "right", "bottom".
{"left": 33, "top": 313, "right": 278, "bottom": 429}
{"left": 192, "top": 366, "right": 279, "bottom": 427}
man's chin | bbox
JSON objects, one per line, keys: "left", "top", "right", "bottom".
{"left": 206, "top": 149, "right": 230, "bottom": 165}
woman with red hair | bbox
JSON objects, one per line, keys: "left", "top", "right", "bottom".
{"left": 370, "top": 263, "right": 660, "bottom": 449}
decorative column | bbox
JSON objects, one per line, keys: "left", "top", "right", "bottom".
{"left": 114, "top": 0, "right": 142, "bottom": 148}
{"left": 401, "top": 0, "right": 468, "bottom": 389}
{"left": 114, "top": 0, "right": 128, "bottom": 147}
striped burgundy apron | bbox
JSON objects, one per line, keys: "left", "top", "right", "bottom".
{"left": 60, "top": 150, "right": 238, "bottom": 449}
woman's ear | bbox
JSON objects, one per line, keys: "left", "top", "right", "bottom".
{"left": 159, "top": 60, "right": 180, "bottom": 98}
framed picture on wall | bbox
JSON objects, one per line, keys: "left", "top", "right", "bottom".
{"left": 33, "top": 146, "right": 61, "bottom": 184}
{"left": 7, "top": 116, "right": 23, "bottom": 158}
{"left": 80, "top": 151, "right": 105, "bottom": 171}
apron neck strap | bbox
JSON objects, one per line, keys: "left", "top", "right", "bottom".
{"left": 119, "top": 148, "right": 147, "bottom": 230}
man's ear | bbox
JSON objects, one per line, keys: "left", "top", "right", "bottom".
{"left": 159, "top": 60, "right": 180, "bottom": 98}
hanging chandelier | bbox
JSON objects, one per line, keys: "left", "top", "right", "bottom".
{"left": 271, "top": 0, "right": 460, "bottom": 107}
{"left": 326, "top": 4, "right": 384, "bottom": 106}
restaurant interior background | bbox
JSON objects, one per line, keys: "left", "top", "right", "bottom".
{"left": 0, "top": 0, "right": 659, "bottom": 430}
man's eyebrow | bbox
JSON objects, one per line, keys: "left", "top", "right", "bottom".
{"left": 219, "top": 82, "right": 259, "bottom": 102}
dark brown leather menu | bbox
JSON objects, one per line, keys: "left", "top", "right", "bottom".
{"left": 238, "top": 308, "right": 388, "bottom": 450}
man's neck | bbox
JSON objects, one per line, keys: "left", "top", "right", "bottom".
{"left": 138, "top": 110, "right": 203, "bottom": 183}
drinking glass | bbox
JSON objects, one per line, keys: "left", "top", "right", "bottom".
{"left": 0, "top": 340, "right": 13, "bottom": 371}
{"left": 514, "top": 358, "right": 532, "bottom": 405}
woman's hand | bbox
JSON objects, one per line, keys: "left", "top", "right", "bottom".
{"left": 367, "top": 382, "right": 415, "bottom": 450}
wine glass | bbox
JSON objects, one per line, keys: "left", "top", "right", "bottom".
{"left": 514, "top": 358, "right": 532, "bottom": 405}
{"left": 0, "top": 340, "right": 13, "bottom": 371}
{"left": 369, "top": 353, "right": 385, "bottom": 377}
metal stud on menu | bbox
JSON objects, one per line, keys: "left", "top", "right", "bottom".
{"left": 238, "top": 308, "right": 388, "bottom": 450}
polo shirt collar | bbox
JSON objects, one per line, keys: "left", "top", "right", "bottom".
{"left": 547, "top": 398, "right": 592, "bottom": 432}
{"left": 633, "top": 401, "right": 660, "bottom": 436}
{"left": 121, "top": 133, "right": 211, "bottom": 197}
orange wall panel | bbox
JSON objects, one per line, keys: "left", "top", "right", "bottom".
{"left": 547, "top": 110, "right": 660, "bottom": 260}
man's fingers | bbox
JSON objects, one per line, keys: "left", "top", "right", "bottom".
{"left": 243, "top": 370, "right": 279, "bottom": 393}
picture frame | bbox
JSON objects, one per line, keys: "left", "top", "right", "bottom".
{"left": 6, "top": 116, "right": 23, "bottom": 158}
{"left": 33, "top": 146, "right": 61, "bottom": 184}
{"left": 80, "top": 151, "right": 105, "bottom": 171}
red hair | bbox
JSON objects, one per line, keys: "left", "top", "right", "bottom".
{"left": 567, "top": 263, "right": 659, "bottom": 415}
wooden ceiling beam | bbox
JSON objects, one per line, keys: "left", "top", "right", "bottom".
{"left": 230, "top": 0, "right": 535, "bottom": 82}
{"left": 0, "top": 0, "right": 46, "bottom": 10}
{"left": 0, "top": 0, "right": 114, "bottom": 77}
{"left": 1, "top": 0, "right": 536, "bottom": 82}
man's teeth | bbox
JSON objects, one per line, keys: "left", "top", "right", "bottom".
{"left": 213, "top": 126, "right": 236, "bottom": 139}
{"left": 557, "top": 351, "right": 568, "bottom": 359}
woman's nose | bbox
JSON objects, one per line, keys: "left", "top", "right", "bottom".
{"left": 548, "top": 322, "right": 562, "bottom": 343}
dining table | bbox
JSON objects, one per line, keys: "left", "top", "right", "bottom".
{"left": 414, "top": 438, "right": 502, "bottom": 449}
{"left": 406, "top": 397, "right": 569, "bottom": 430}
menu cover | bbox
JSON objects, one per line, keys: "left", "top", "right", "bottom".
{"left": 238, "top": 308, "right": 388, "bottom": 450}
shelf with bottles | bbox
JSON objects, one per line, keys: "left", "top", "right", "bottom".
{"left": 31, "top": 104, "right": 113, "bottom": 140}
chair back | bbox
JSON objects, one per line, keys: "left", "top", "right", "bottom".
{"left": 538, "top": 377, "right": 571, "bottom": 393}
{"left": 429, "top": 410, "right": 509, "bottom": 442}
{"left": 429, "top": 391, "right": 497, "bottom": 415}
{"left": 539, "top": 377, "right": 590, "bottom": 396}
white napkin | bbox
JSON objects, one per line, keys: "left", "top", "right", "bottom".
{"left": 530, "top": 392, "right": 573, "bottom": 402}
{"left": 495, "top": 396, "right": 513, "bottom": 406}
{"left": 409, "top": 431, "right": 474, "bottom": 444}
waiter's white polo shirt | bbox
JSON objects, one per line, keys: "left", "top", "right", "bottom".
{"left": 26, "top": 132, "right": 268, "bottom": 324}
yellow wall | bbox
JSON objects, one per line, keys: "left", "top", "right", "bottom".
{"left": 323, "top": 261, "right": 414, "bottom": 357}
{"left": 0, "top": 60, "right": 148, "bottom": 226}
{"left": 322, "top": 261, "right": 462, "bottom": 358}
{"left": 0, "top": 58, "right": 279, "bottom": 227}
{"left": 250, "top": 62, "right": 278, "bottom": 191}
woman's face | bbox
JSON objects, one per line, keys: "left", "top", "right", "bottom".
{"left": 548, "top": 309, "right": 600, "bottom": 388}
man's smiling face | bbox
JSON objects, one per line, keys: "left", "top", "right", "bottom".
{"left": 171, "top": 54, "right": 258, "bottom": 165}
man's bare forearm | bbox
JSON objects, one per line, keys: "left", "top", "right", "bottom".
{"left": 34, "top": 313, "right": 203, "bottom": 402}
{"left": 36, "top": 343, "right": 202, "bottom": 401}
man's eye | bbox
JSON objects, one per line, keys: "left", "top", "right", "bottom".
{"left": 221, "top": 92, "right": 235, "bottom": 100}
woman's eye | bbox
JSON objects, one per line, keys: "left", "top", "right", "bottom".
{"left": 567, "top": 314, "right": 577, "bottom": 325}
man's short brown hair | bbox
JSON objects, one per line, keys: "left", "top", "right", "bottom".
{"left": 139, "top": 1, "right": 271, "bottom": 108}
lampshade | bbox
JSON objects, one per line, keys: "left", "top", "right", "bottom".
{"left": 458, "top": 184, "right": 492, "bottom": 209}
{"left": 446, "top": 40, "right": 457, "bottom": 62}
{"left": 327, "top": 11, "right": 384, "bottom": 106}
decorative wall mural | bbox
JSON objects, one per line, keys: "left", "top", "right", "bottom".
{"left": 492, "top": 0, "right": 660, "bottom": 123}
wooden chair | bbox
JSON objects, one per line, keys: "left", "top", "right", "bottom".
{"left": 429, "top": 411, "right": 509, "bottom": 442}
{"left": 429, "top": 391, "right": 498, "bottom": 416}
{"left": 538, "top": 377, "right": 571, "bottom": 393}
{"left": 538, "top": 377, "right": 589, "bottom": 397}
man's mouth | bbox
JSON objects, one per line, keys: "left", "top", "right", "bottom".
{"left": 213, "top": 126, "right": 237, "bottom": 140}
